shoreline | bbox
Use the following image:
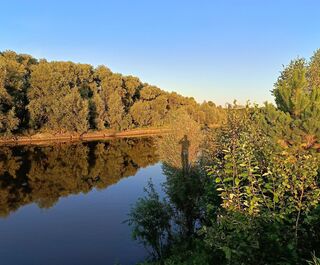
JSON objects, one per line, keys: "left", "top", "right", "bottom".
{"left": 0, "top": 128, "right": 170, "bottom": 146}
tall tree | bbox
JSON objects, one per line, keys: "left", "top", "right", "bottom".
{"left": 271, "top": 54, "right": 320, "bottom": 148}
{"left": 28, "top": 61, "right": 89, "bottom": 132}
{"left": 0, "top": 51, "right": 35, "bottom": 135}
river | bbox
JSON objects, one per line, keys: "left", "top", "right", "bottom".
{"left": 0, "top": 138, "right": 164, "bottom": 265}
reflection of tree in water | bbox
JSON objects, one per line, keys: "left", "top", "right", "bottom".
{"left": 157, "top": 128, "right": 209, "bottom": 240}
{"left": 163, "top": 135, "right": 215, "bottom": 239}
{"left": 156, "top": 109, "right": 203, "bottom": 169}
{"left": 0, "top": 138, "right": 158, "bottom": 217}
{"left": 127, "top": 134, "right": 216, "bottom": 260}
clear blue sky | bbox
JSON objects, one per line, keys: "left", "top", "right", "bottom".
{"left": 1, "top": 0, "right": 319, "bottom": 105}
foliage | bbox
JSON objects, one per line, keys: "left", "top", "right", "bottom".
{"left": 129, "top": 49, "right": 320, "bottom": 265}
{"left": 308, "top": 253, "right": 320, "bottom": 265}
{"left": 163, "top": 164, "right": 209, "bottom": 238}
{"left": 211, "top": 105, "right": 320, "bottom": 222}
{"left": 156, "top": 109, "right": 203, "bottom": 168}
{"left": 0, "top": 50, "right": 225, "bottom": 135}
{"left": 126, "top": 181, "right": 173, "bottom": 260}
{"left": 0, "top": 51, "right": 35, "bottom": 134}
{"left": 0, "top": 107, "right": 19, "bottom": 136}
{"left": 272, "top": 50, "right": 320, "bottom": 148}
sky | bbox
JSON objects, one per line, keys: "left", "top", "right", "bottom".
{"left": 1, "top": 0, "right": 320, "bottom": 105}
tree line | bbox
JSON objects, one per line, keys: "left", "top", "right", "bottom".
{"left": 0, "top": 51, "right": 225, "bottom": 136}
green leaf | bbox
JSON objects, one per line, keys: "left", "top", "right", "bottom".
{"left": 222, "top": 246, "right": 231, "bottom": 260}
{"left": 235, "top": 178, "right": 240, "bottom": 186}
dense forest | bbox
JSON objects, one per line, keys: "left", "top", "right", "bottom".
{"left": 126, "top": 50, "right": 320, "bottom": 265}
{"left": 0, "top": 51, "right": 225, "bottom": 136}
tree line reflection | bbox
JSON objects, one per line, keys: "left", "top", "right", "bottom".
{"left": 0, "top": 138, "right": 158, "bottom": 217}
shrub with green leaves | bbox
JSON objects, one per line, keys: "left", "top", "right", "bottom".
{"left": 126, "top": 181, "right": 172, "bottom": 260}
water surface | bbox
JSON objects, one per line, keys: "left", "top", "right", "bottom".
{"left": 0, "top": 138, "right": 164, "bottom": 265}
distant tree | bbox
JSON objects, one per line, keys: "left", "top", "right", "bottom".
{"left": 0, "top": 51, "right": 35, "bottom": 134}
{"left": 75, "top": 63, "right": 95, "bottom": 99}
{"left": 140, "top": 85, "right": 162, "bottom": 101}
{"left": 106, "top": 91, "right": 132, "bottom": 130}
{"left": 130, "top": 93, "right": 168, "bottom": 127}
{"left": 0, "top": 108, "right": 19, "bottom": 136}
{"left": 130, "top": 101, "right": 153, "bottom": 127}
{"left": 200, "top": 101, "right": 226, "bottom": 127}
{"left": 28, "top": 61, "right": 89, "bottom": 132}
{"left": 123, "top": 76, "right": 142, "bottom": 107}
{"left": 52, "top": 89, "right": 89, "bottom": 133}
{"left": 90, "top": 91, "right": 107, "bottom": 130}
{"left": 95, "top": 68, "right": 133, "bottom": 130}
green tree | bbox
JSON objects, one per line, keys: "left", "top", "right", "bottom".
{"left": 28, "top": 61, "right": 89, "bottom": 132}
{"left": 0, "top": 50, "right": 227, "bottom": 136}
{"left": 90, "top": 91, "right": 107, "bottom": 130}
{"left": 272, "top": 55, "right": 320, "bottom": 148}
{"left": 126, "top": 181, "right": 173, "bottom": 260}
{"left": 106, "top": 91, "right": 132, "bottom": 130}
{"left": 0, "top": 51, "right": 36, "bottom": 134}
{"left": 51, "top": 88, "right": 89, "bottom": 133}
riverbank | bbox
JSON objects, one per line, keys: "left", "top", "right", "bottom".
{"left": 0, "top": 128, "right": 171, "bottom": 146}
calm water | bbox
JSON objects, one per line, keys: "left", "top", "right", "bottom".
{"left": 0, "top": 138, "right": 164, "bottom": 265}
